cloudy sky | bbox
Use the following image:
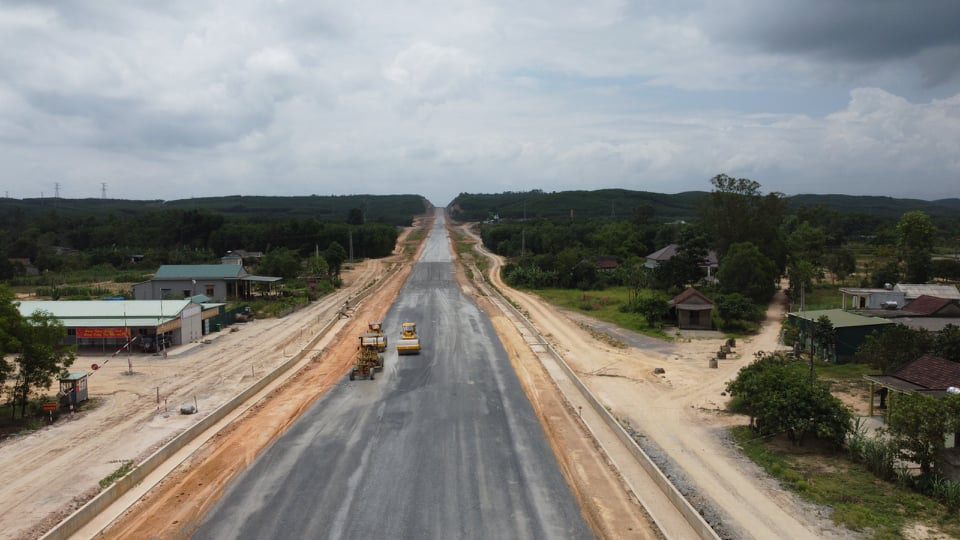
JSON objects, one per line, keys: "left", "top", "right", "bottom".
{"left": 1, "top": 0, "right": 958, "bottom": 205}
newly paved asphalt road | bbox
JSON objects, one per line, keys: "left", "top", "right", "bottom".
{"left": 195, "top": 211, "right": 592, "bottom": 539}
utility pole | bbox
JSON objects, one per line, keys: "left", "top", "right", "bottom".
{"left": 101, "top": 182, "right": 107, "bottom": 199}
{"left": 54, "top": 182, "right": 60, "bottom": 198}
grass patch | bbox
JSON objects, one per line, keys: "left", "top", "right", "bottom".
{"left": 802, "top": 284, "right": 844, "bottom": 310}
{"left": 731, "top": 425, "right": 960, "bottom": 539}
{"left": 241, "top": 296, "right": 310, "bottom": 318}
{"left": 99, "top": 460, "right": 135, "bottom": 489}
{"left": 529, "top": 287, "right": 670, "bottom": 339}
{"left": 815, "top": 362, "right": 874, "bottom": 382}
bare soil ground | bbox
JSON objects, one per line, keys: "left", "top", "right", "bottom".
{"left": 459, "top": 222, "right": 855, "bottom": 540}
{"left": 0, "top": 219, "right": 428, "bottom": 540}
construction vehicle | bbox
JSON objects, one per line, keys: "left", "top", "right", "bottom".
{"left": 396, "top": 322, "right": 421, "bottom": 355}
{"left": 363, "top": 321, "right": 387, "bottom": 351}
{"left": 351, "top": 334, "right": 383, "bottom": 380}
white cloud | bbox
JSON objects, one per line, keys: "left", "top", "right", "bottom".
{"left": 0, "top": 1, "right": 958, "bottom": 204}
{"left": 384, "top": 42, "right": 483, "bottom": 105}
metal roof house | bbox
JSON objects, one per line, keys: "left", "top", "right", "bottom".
{"left": 839, "top": 287, "right": 906, "bottom": 310}
{"left": 644, "top": 244, "right": 719, "bottom": 278}
{"left": 894, "top": 284, "right": 960, "bottom": 301}
{"left": 16, "top": 299, "right": 206, "bottom": 353}
{"left": 132, "top": 264, "right": 281, "bottom": 302}
{"left": 788, "top": 309, "right": 894, "bottom": 361}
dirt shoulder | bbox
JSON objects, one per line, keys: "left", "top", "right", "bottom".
{"left": 459, "top": 222, "right": 853, "bottom": 540}
{"left": 448, "top": 222, "right": 658, "bottom": 540}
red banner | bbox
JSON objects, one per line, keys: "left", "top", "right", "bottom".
{"left": 77, "top": 328, "right": 130, "bottom": 339}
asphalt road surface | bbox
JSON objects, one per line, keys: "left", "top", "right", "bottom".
{"left": 194, "top": 211, "right": 592, "bottom": 539}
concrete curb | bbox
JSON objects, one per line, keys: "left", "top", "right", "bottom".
{"left": 41, "top": 281, "right": 385, "bottom": 540}
{"left": 470, "top": 251, "right": 719, "bottom": 540}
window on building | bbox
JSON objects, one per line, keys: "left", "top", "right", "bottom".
{"left": 206, "top": 284, "right": 215, "bottom": 296}
{"left": 183, "top": 290, "right": 191, "bottom": 297}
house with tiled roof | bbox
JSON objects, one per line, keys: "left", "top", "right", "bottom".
{"left": 595, "top": 256, "right": 619, "bottom": 271}
{"left": 901, "top": 295, "right": 960, "bottom": 317}
{"left": 669, "top": 287, "right": 714, "bottom": 330}
{"left": 864, "top": 355, "right": 960, "bottom": 476}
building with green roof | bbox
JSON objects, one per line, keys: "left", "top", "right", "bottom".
{"left": 132, "top": 264, "right": 281, "bottom": 302}
{"left": 16, "top": 299, "right": 213, "bottom": 353}
{"left": 788, "top": 308, "right": 894, "bottom": 361}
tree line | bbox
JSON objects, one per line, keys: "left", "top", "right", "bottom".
{"left": 476, "top": 175, "right": 959, "bottom": 331}
{"left": 0, "top": 208, "right": 399, "bottom": 280}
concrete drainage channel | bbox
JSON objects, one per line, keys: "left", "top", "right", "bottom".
{"left": 40, "top": 274, "right": 390, "bottom": 540}
{"left": 471, "top": 269, "right": 720, "bottom": 539}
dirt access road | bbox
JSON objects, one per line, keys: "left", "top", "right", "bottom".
{"left": 460, "top": 223, "right": 853, "bottom": 540}
{"left": 0, "top": 220, "right": 423, "bottom": 540}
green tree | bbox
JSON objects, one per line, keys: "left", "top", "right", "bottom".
{"left": 632, "top": 292, "right": 671, "bottom": 327}
{"left": 714, "top": 293, "right": 763, "bottom": 329}
{"left": 306, "top": 254, "right": 330, "bottom": 277}
{"left": 788, "top": 222, "right": 828, "bottom": 268}
{"left": 347, "top": 207, "right": 364, "bottom": 225}
{"left": 258, "top": 248, "right": 301, "bottom": 279}
{"left": 700, "top": 174, "right": 787, "bottom": 271}
{"left": 325, "top": 241, "right": 348, "bottom": 275}
{"left": 0, "top": 286, "right": 23, "bottom": 391}
{"left": 869, "top": 259, "right": 901, "bottom": 288}
{"left": 897, "top": 211, "right": 937, "bottom": 283}
{"left": 813, "top": 315, "right": 836, "bottom": 363}
{"left": 718, "top": 242, "right": 778, "bottom": 304}
{"left": 933, "top": 324, "right": 960, "bottom": 363}
{"left": 11, "top": 310, "right": 75, "bottom": 419}
{"left": 855, "top": 325, "right": 932, "bottom": 374}
{"left": 653, "top": 233, "right": 709, "bottom": 290}
{"left": 786, "top": 260, "right": 816, "bottom": 306}
{"left": 726, "top": 352, "right": 851, "bottom": 447}
{"left": 886, "top": 393, "right": 960, "bottom": 475}
{"left": 824, "top": 248, "right": 856, "bottom": 284}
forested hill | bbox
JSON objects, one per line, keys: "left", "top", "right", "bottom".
{"left": 448, "top": 189, "right": 706, "bottom": 221}
{"left": 448, "top": 190, "right": 960, "bottom": 221}
{"left": 0, "top": 194, "right": 429, "bottom": 226}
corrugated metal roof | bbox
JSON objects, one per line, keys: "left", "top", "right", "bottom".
{"left": 17, "top": 300, "right": 191, "bottom": 319}
{"left": 153, "top": 264, "right": 247, "bottom": 279}
{"left": 62, "top": 317, "right": 178, "bottom": 327}
{"left": 789, "top": 309, "right": 894, "bottom": 328}
{"left": 242, "top": 275, "right": 283, "bottom": 282}
{"left": 894, "top": 284, "right": 960, "bottom": 300}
